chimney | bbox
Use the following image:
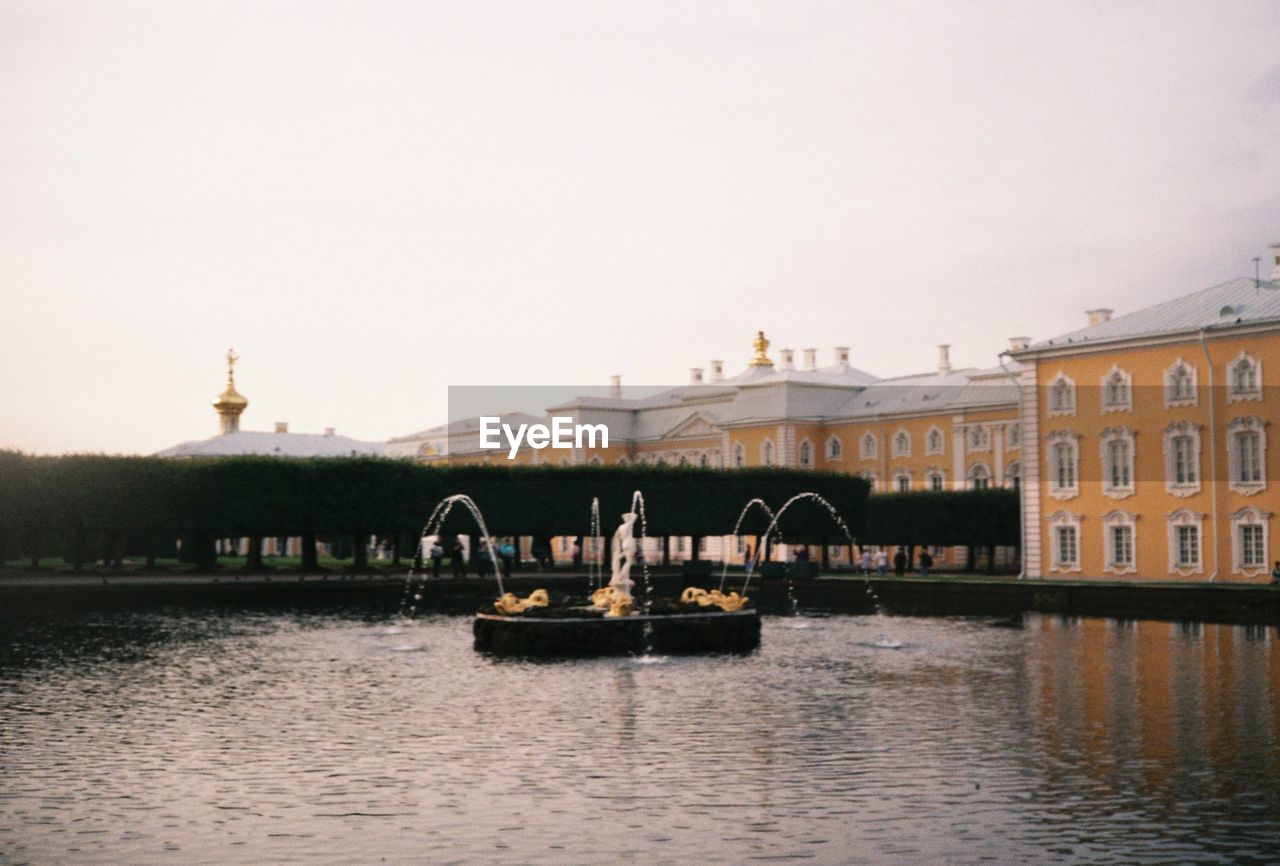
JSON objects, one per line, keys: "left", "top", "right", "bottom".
{"left": 802, "top": 348, "right": 817, "bottom": 371}
{"left": 609, "top": 375, "right": 622, "bottom": 399}
{"left": 709, "top": 360, "right": 724, "bottom": 382}
{"left": 834, "top": 346, "right": 850, "bottom": 366}
{"left": 779, "top": 348, "right": 795, "bottom": 370}
{"left": 690, "top": 367, "right": 704, "bottom": 385}
{"left": 323, "top": 427, "right": 335, "bottom": 437}
{"left": 1009, "top": 336, "right": 1030, "bottom": 352}
{"left": 1271, "top": 242, "right": 1280, "bottom": 282}
{"left": 275, "top": 421, "right": 289, "bottom": 433}
{"left": 937, "top": 344, "right": 952, "bottom": 375}
{"left": 1086, "top": 308, "right": 1113, "bottom": 326}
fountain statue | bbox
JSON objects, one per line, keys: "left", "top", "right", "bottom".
{"left": 609, "top": 512, "right": 637, "bottom": 600}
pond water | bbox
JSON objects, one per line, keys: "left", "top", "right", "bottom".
{"left": 2, "top": 599, "right": 1278, "bottom": 865}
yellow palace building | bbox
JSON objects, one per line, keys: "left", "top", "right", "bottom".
{"left": 392, "top": 242, "right": 1280, "bottom": 582}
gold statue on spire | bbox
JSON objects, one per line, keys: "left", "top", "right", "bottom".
{"left": 213, "top": 348, "right": 248, "bottom": 434}
{"left": 748, "top": 330, "right": 774, "bottom": 367}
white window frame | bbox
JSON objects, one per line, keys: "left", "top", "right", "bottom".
{"left": 1007, "top": 423, "right": 1021, "bottom": 449}
{"left": 1048, "top": 511, "right": 1083, "bottom": 574}
{"left": 925, "top": 466, "right": 946, "bottom": 491}
{"left": 893, "top": 469, "right": 912, "bottom": 492}
{"left": 1046, "top": 430, "right": 1080, "bottom": 500}
{"left": 825, "top": 435, "right": 843, "bottom": 461}
{"left": 761, "top": 438, "right": 775, "bottom": 467}
{"left": 1227, "top": 351, "right": 1263, "bottom": 403}
{"left": 733, "top": 443, "right": 745, "bottom": 468}
{"left": 860, "top": 432, "right": 878, "bottom": 460}
{"left": 1100, "top": 426, "right": 1136, "bottom": 499}
{"left": 1166, "top": 508, "right": 1205, "bottom": 576}
{"left": 968, "top": 462, "right": 992, "bottom": 490}
{"left": 1047, "top": 372, "right": 1077, "bottom": 417}
{"left": 925, "top": 425, "right": 945, "bottom": 456}
{"left": 1164, "top": 358, "right": 1198, "bottom": 408}
{"left": 1004, "top": 461, "right": 1021, "bottom": 490}
{"left": 1101, "top": 364, "right": 1133, "bottom": 413}
{"left": 1229, "top": 506, "right": 1271, "bottom": 577}
{"left": 1227, "top": 416, "right": 1267, "bottom": 495}
{"left": 967, "top": 425, "right": 991, "bottom": 452}
{"left": 892, "top": 428, "right": 911, "bottom": 458}
{"left": 1163, "top": 420, "right": 1201, "bottom": 498}
{"left": 1102, "top": 510, "right": 1138, "bottom": 576}
{"left": 798, "top": 438, "right": 814, "bottom": 468}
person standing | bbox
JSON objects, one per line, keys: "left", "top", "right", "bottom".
{"left": 859, "top": 549, "right": 873, "bottom": 575}
{"left": 450, "top": 536, "right": 466, "bottom": 579}
{"left": 499, "top": 539, "right": 515, "bottom": 580}
{"left": 1272, "top": 561, "right": 1280, "bottom": 586}
{"left": 919, "top": 548, "right": 934, "bottom": 577}
{"left": 893, "top": 548, "right": 907, "bottom": 576}
{"left": 429, "top": 540, "right": 444, "bottom": 579}
{"left": 875, "top": 549, "right": 888, "bottom": 576}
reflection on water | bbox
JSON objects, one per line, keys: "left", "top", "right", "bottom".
{"left": 1, "top": 604, "right": 1278, "bottom": 865}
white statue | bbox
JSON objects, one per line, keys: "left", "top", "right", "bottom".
{"left": 609, "top": 512, "right": 637, "bottom": 598}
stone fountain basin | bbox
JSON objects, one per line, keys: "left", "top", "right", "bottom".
{"left": 473, "top": 608, "right": 761, "bottom": 656}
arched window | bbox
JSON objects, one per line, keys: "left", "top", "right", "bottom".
{"left": 762, "top": 439, "right": 774, "bottom": 467}
{"left": 1102, "top": 510, "right": 1137, "bottom": 575}
{"left": 826, "top": 435, "right": 843, "bottom": 460}
{"left": 1230, "top": 507, "right": 1270, "bottom": 575}
{"left": 1100, "top": 427, "right": 1135, "bottom": 498}
{"left": 1005, "top": 461, "right": 1021, "bottom": 490}
{"left": 968, "top": 463, "right": 991, "bottom": 490}
{"left": 1228, "top": 417, "right": 1267, "bottom": 493}
{"left": 892, "top": 429, "right": 910, "bottom": 457}
{"left": 733, "top": 443, "right": 745, "bottom": 468}
{"left": 1164, "top": 421, "right": 1200, "bottom": 496}
{"left": 925, "top": 426, "right": 944, "bottom": 455}
{"left": 925, "top": 468, "right": 946, "bottom": 491}
{"left": 968, "top": 425, "right": 990, "bottom": 451}
{"left": 798, "top": 440, "right": 814, "bottom": 468}
{"left": 1048, "top": 373, "right": 1076, "bottom": 416}
{"left": 860, "top": 432, "right": 877, "bottom": 460}
{"left": 893, "top": 469, "right": 911, "bottom": 492}
{"left": 1164, "top": 359, "right": 1197, "bottom": 407}
{"left": 1228, "top": 352, "right": 1262, "bottom": 401}
{"left": 1048, "top": 511, "right": 1082, "bottom": 573}
{"left": 1101, "top": 365, "right": 1132, "bottom": 412}
{"left": 1167, "top": 509, "right": 1205, "bottom": 575}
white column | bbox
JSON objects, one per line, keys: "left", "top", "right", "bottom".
{"left": 951, "top": 416, "right": 966, "bottom": 490}
{"left": 1019, "top": 363, "right": 1042, "bottom": 577}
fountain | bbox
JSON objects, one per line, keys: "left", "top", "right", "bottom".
{"left": 471, "top": 490, "right": 762, "bottom": 656}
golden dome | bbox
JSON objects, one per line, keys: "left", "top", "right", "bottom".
{"left": 748, "top": 330, "right": 774, "bottom": 367}
{"left": 213, "top": 350, "right": 248, "bottom": 433}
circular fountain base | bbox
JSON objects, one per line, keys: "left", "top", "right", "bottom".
{"left": 473, "top": 609, "right": 761, "bottom": 656}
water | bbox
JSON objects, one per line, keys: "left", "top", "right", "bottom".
{"left": 2, "top": 602, "right": 1279, "bottom": 865}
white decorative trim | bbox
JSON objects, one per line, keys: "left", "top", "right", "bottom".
{"left": 1227, "top": 351, "right": 1263, "bottom": 403}
{"left": 1100, "top": 364, "right": 1133, "bottom": 413}
{"left": 1227, "top": 416, "right": 1267, "bottom": 495}
{"left": 892, "top": 428, "right": 911, "bottom": 458}
{"left": 1163, "top": 358, "right": 1198, "bottom": 408}
{"left": 1048, "top": 510, "right": 1083, "bottom": 574}
{"left": 1102, "top": 509, "right": 1138, "bottom": 575}
{"left": 1163, "top": 421, "right": 1201, "bottom": 497}
{"left": 1046, "top": 429, "right": 1080, "bottom": 500}
{"left": 1047, "top": 371, "right": 1077, "bottom": 417}
{"left": 1100, "top": 426, "right": 1136, "bottom": 500}
{"left": 1229, "top": 506, "right": 1272, "bottom": 577}
{"left": 925, "top": 425, "right": 945, "bottom": 456}
{"left": 1166, "top": 508, "right": 1206, "bottom": 576}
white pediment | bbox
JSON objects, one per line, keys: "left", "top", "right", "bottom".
{"left": 665, "top": 412, "right": 721, "bottom": 440}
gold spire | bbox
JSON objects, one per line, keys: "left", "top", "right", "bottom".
{"left": 748, "top": 330, "right": 774, "bottom": 367}
{"left": 213, "top": 348, "right": 248, "bottom": 434}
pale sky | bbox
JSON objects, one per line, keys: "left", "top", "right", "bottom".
{"left": 3, "top": 0, "right": 1279, "bottom": 454}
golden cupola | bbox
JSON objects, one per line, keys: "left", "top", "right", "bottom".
{"left": 748, "top": 330, "right": 774, "bottom": 367}
{"left": 213, "top": 349, "right": 249, "bottom": 435}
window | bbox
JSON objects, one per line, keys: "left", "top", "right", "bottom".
{"left": 1005, "top": 461, "right": 1021, "bottom": 490}
{"left": 799, "top": 440, "right": 813, "bottom": 468}
{"left": 968, "top": 463, "right": 991, "bottom": 489}
{"left": 894, "top": 470, "right": 911, "bottom": 492}
{"left": 1164, "top": 359, "right": 1197, "bottom": 407}
{"left": 762, "top": 439, "right": 774, "bottom": 467}
{"left": 926, "top": 468, "right": 946, "bottom": 491}
{"left": 968, "top": 426, "right": 990, "bottom": 451}
{"left": 893, "top": 429, "right": 911, "bottom": 457}
{"left": 1101, "top": 366, "right": 1132, "bottom": 412}
{"left": 1100, "top": 427, "right": 1135, "bottom": 498}
{"left": 1231, "top": 507, "right": 1270, "bottom": 575}
{"left": 1102, "top": 510, "right": 1137, "bottom": 575}
{"left": 826, "top": 435, "right": 843, "bottom": 460}
{"left": 733, "top": 443, "right": 745, "bottom": 468}
{"left": 699, "top": 453, "right": 709, "bottom": 468}
{"left": 1228, "top": 352, "right": 1262, "bottom": 401}
{"left": 1048, "top": 373, "right": 1076, "bottom": 416}
{"left": 860, "top": 432, "right": 877, "bottom": 460}
{"left": 925, "top": 426, "right": 945, "bottom": 455}
{"left": 1007, "top": 423, "right": 1021, "bottom": 448}
{"left": 1166, "top": 509, "right": 1205, "bottom": 575}
{"left": 1049, "top": 511, "right": 1082, "bottom": 572}
{"left": 1227, "top": 417, "right": 1267, "bottom": 494}
{"left": 1047, "top": 431, "right": 1079, "bottom": 499}
{"left": 1164, "top": 421, "right": 1200, "bottom": 496}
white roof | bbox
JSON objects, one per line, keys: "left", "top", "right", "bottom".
{"left": 156, "top": 430, "right": 386, "bottom": 458}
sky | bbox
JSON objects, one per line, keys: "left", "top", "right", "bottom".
{"left": 3, "top": 0, "right": 1279, "bottom": 455}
